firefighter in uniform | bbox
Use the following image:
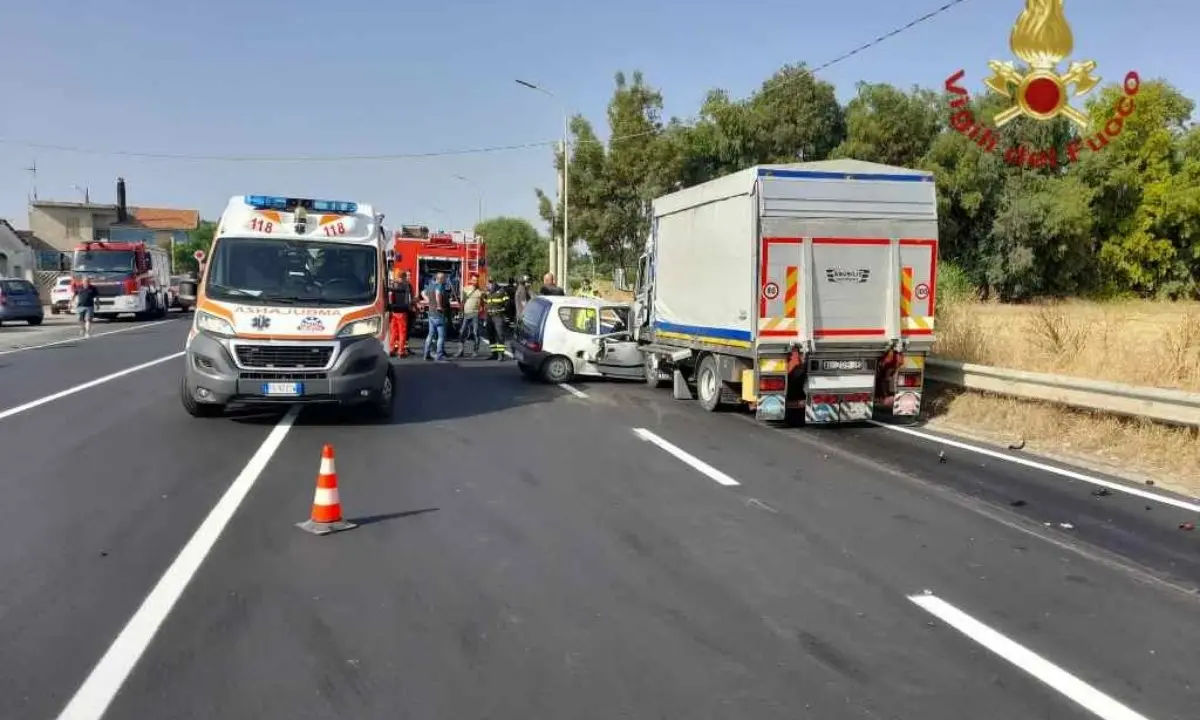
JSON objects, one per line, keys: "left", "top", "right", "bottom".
{"left": 484, "top": 280, "right": 511, "bottom": 360}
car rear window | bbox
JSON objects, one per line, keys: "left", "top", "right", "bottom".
{"left": 518, "top": 298, "right": 551, "bottom": 341}
{"left": 0, "top": 280, "right": 36, "bottom": 295}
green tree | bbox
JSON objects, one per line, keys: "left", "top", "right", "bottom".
{"left": 474, "top": 216, "right": 547, "bottom": 281}
{"left": 173, "top": 219, "right": 217, "bottom": 274}
{"left": 546, "top": 61, "right": 1200, "bottom": 301}
{"left": 1072, "top": 79, "right": 1198, "bottom": 296}
{"left": 833, "top": 83, "right": 942, "bottom": 167}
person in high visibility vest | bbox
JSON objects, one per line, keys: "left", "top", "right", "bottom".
{"left": 484, "top": 280, "right": 511, "bottom": 360}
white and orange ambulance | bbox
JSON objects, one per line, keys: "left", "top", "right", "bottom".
{"left": 181, "top": 195, "right": 394, "bottom": 419}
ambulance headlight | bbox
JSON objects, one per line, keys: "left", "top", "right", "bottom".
{"left": 195, "top": 310, "right": 235, "bottom": 337}
{"left": 338, "top": 316, "right": 381, "bottom": 338}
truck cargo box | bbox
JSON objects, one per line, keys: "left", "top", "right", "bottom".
{"left": 649, "top": 159, "right": 938, "bottom": 353}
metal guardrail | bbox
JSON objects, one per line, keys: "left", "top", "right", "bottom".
{"left": 925, "top": 358, "right": 1200, "bottom": 428}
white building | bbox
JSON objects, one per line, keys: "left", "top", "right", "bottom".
{"left": 0, "top": 219, "right": 35, "bottom": 280}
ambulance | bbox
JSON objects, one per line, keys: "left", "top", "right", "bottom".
{"left": 181, "top": 195, "right": 395, "bottom": 419}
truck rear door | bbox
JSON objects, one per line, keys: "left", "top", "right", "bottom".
{"left": 756, "top": 167, "right": 938, "bottom": 348}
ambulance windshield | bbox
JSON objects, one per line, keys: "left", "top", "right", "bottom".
{"left": 204, "top": 237, "right": 378, "bottom": 306}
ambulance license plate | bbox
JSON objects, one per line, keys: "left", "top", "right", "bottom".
{"left": 262, "top": 382, "right": 302, "bottom": 396}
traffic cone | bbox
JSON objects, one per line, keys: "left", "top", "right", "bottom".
{"left": 297, "top": 444, "right": 357, "bottom": 535}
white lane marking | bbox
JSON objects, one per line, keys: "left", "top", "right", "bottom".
{"left": 0, "top": 319, "right": 173, "bottom": 356}
{"left": 909, "top": 593, "right": 1152, "bottom": 720}
{"left": 633, "top": 428, "right": 740, "bottom": 486}
{"left": 869, "top": 421, "right": 1200, "bottom": 514}
{"left": 559, "top": 383, "right": 589, "bottom": 399}
{"left": 0, "top": 351, "right": 184, "bottom": 423}
{"left": 56, "top": 407, "right": 300, "bottom": 720}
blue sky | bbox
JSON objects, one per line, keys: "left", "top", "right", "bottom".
{"left": 0, "top": 0, "right": 1194, "bottom": 234}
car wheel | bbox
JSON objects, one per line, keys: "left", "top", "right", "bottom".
{"left": 541, "top": 355, "right": 574, "bottom": 384}
{"left": 50, "top": 307, "right": 59, "bottom": 315}
{"left": 696, "top": 355, "right": 724, "bottom": 412}
{"left": 28, "top": 317, "right": 43, "bottom": 326}
{"left": 181, "top": 377, "right": 223, "bottom": 417}
{"left": 644, "top": 352, "right": 666, "bottom": 389}
{"left": 365, "top": 368, "right": 396, "bottom": 421}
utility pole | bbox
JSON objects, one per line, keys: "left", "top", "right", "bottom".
{"left": 516, "top": 78, "right": 570, "bottom": 286}
{"left": 25, "top": 159, "right": 38, "bottom": 201}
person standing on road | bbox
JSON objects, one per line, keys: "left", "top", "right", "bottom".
{"left": 386, "top": 270, "right": 414, "bottom": 358}
{"left": 422, "top": 272, "right": 449, "bottom": 361}
{"left": 539, "top": 272, "right": 565, "bottom": 296}
{"left": 72, "top": 277, "right": 99, "bottom": 339}
{"left": 514, "top": 275, "right": 531, "bottom": 319}
{"left": 484, "top": 279, "right": 511, "bottom": 360}
{"left": 455, "top": 275, "right": 485, "bottom": 358}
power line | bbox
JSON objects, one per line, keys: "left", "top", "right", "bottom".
{"left": 0, "top": 0, "right": 971, "bottom": 164}
{"left": 0, "top": 137, "right": 559, "bottom": 162}
{"left": 577, "top": 0, "right": 975, "bottom": 148}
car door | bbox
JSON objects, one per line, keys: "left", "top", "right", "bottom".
{"left": 593, "top": 305, "right": 643, "bottom": 380}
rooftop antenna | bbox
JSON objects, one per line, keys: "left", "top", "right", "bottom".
{"left": 25, "top": 159, "right": 38, "bottom": 201}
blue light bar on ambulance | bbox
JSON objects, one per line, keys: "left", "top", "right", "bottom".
{"left": 310, "top": 199, "right": 358, "bottom": 213}
{"left": 243, "top": 195, "right": 359, "bottom": 214}
{"left": 245, "top": 195, "right": 289, "bottom": 210}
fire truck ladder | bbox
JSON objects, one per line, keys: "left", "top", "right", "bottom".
{"left": 464, "top": 233, "right": 484, "bottom": 283}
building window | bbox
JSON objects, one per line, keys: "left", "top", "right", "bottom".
{"left": 66, "top": 217, "right": 81, "bottom": 239}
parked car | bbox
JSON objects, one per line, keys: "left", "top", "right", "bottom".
{"left": 0, "top": 278, "right": 45, "bottom": 326}
{"left": 49, "top": 275, "right": 74, "bottom": 314}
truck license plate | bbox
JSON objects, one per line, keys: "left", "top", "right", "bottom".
{"left": 262, "top": 382, "right": 302, "bottom": 396}
{"left": 822, "top": 359, "right": 864, "bottom": 371}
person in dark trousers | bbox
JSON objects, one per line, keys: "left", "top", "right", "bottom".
{"left": 422, "top": 272, "right": 449, "bottom": 361}
{"left": 386, "top": 270, "right": 414, "bottom": 357}
{"left": 539, "top": 272, "right": 565, "bottom": 296}
{"left": 484, "top": 280, "right": 511, "bottom": 360}
{"left": 73, "top": 277, "right": 100, "bottom": 338}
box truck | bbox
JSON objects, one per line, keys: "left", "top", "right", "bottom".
{"left": 591, "top": 159, "right": 939, "bottom": 425}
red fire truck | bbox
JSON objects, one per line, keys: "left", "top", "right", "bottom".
{"left": 71, "top": 240, "right": 171, "bottom": 320}
{"left": 389, "top": 225, "right": 487, "bottom": 333}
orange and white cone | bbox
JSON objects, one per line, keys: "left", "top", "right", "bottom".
{"left": 297, "top": 444, "right": 357, "bottom": 535}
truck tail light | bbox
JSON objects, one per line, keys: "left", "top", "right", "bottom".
{"left": 898, "top": 372, "right": 922, "bottom": 388}
{"left": 759, "top": 376, "right": 785, "bottom": 392}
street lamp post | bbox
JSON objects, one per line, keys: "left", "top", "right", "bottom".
{"left": 515, "top": 79, "right": 569, "bottom": 288}
{"left": 452, "top": 174, "right": 484, "bottom": 229}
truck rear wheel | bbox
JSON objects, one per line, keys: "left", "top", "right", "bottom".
{"left": 696, "top": 355, "right": 724, "bottom": 412}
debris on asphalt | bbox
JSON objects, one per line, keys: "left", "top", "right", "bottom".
{"left": 1009, "top": 499, "right": 1027, "bottom": 507}
{"left": 1180, "top": 522, "right": 1195, "bottom": 532}
{"left": 1058, "top": 522, "right": 1075, "bottom": 530}
{"left": 1091, "top": 488, "right": 1112, "bottom": 498}
{"left": 938, "top": 450, "right": 947, "bottom": 464}
{"left": 1145, "top": 479, "right": 1155, "bottom": 486}
{"left": 1008, "top": 438, "right": 1026, "bottom": 450}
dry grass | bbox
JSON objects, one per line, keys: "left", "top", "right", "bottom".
{"left": 929, "top": 298, "right": 1200, "bottom": 496}
{"left": 934, "top": 299, "right": 1200, "bottom": 392}
{"left": 922, "top": 385, "right": 1200, "bottom": 498}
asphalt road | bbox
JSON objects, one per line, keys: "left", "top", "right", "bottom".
{"left": 1, "top": 321, "right": 1197, "bottom": 720}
